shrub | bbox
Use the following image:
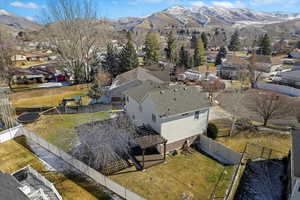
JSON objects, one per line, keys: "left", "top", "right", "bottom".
{"left": 207, "top": 123, "right": 218, "bottom": 140}
{"left": 88, "top": 82, "right": 103, "bottom": 99}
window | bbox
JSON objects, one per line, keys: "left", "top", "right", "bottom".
{"left": 182, "top": 113, "right": 189, "bottom": 116}
{"left": 152, "top": 114, "right": 156, "bottom": 122}
{"left": 194, "top": 111, "right": 200, "bottom": 120}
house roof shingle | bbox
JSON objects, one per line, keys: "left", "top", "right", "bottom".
{"left": 125, "top": 81, "right": 210, "bottom": 117}
{"left": 0, "top": 172, "right": 29, "bottom": 200}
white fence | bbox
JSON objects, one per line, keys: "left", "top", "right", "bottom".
{"left": 20, "top": 128, "right": 146, "bottom": 200}
{"left": 0, "top": 125, "right": 23, "bottom": 143}
{"left": 257, "top": 82, "right": 300, "bottom": 97}
{"left": 197, "top": 135, "right": 242, "bottom": 165}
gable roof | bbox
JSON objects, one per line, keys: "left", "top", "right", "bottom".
{"left": 125, "top": 81, "right": 210, "bottom": 117}
{"left": 0, "top": 173, "right": 29, "bottom": 200}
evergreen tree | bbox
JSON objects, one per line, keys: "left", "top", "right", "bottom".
{"left": 194, "top": 37, "right": 206, "bottom": 67}
{"left": 228, "top": 30, "right": 241, "bottom": 52}
{"left": 215, "top": 47, "right": 227, "bottom": 66}
{"left": 102, "top": 43, "right": 120, "bottom": 77}
{"left": 119, "top": 32, "right": 139, "bottom": 72}
{"left": 88, "top": 81, "right": 103, "bottom": 100}
{"left": 191, "top": 34, "right": 198, "bottom": 49}
{"left": 166, "top": 31, "right": 177, "bottom": 64}
{"left": 178, "top": 46, "right": 189, "bottom": 68}
{"left": 201, "top": 32, "right": 208, "bottom": 50}
{"left": 143, "top": 32, "right": 160, "bottom": 65}
{"left": 297, "top": 41, "right": 300, "bottom": 49}
{"left": 258, "top": 34, "right": 272, "bottom": 55}
{"left": 188, "top": 56, "right": 194, "bottom": 69}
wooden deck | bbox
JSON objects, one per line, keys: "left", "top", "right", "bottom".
{"left": 135, "top": 154, "right": 165, "bottom": 169}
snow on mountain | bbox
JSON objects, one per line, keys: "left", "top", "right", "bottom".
{"left": 0, "top": 9, "right": 13, "bottom": 16}
{"left": 162, "top": 6, "right": 300, "bottom": 26}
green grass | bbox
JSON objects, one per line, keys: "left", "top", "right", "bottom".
{"left": 26, "top": 112, "right": 109, "bottom": 152}
{"left": 111, "top": 152, "right": 234, "bottom": 200}
{"left": 0, "top": 137, "right": 110, "bottom": 200}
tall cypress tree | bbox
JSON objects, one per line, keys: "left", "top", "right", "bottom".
{"left": 178, "top": 46, "right": 189, "bottom": 69}
{"left": 191, "top": 34, "right": 198, "bottom": 49}
{"left": 102, "top": 42, "right": 120, "bottom": 77}
{"left": 119, "top": 32, "right": 139, "bottom": 72}
{"left": 215, "top": 47, "right": 227, "bottom": 66}
{"left": 166, "top": 31, "right": 177, "bottom": 64}
{"left": 228, "top": 30, "right": 241, "bottom": 52}
{"left": 143, "top": 32, "right": 160, "bottom": 65}
{"left": 201, "top": 32, "right": 208, "bottom": 50}
{"left": 194, "top": 37, "right": 205, "bottom": 67}
{"left": 259, "top": 34, "right": 272, "bottom": 55}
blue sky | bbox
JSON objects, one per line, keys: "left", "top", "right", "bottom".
{"left": 1, "top": 0, "right": 300, "bottom": 20}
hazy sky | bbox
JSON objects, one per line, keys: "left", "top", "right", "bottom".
{"left": 1, "top": 0, "right": 300, "bottom": 21}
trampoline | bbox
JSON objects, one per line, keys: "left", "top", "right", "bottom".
{"left": 17, "top": 112, "right": 40, "bottom": 124}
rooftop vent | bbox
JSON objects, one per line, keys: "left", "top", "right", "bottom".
{"left": 183, "top": 87, "right": 188, "bottom": 90}
{"left": 160, "top": 90, "right": 165, "bottom": 94}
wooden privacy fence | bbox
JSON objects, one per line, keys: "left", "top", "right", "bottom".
{"left": 19, "top": 128, "right": 146, "bottom": 200}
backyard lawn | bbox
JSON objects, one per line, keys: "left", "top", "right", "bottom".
{"left": 211, "top": 119, "right": 291, "bottom": 156}
{"left": 111, "top": 152, "right": 234, "bottom": 200}
{"left": 25, "top": 112, "right": 109, "bottom": 152}
{"left": 0, "top": 137, "right": 110, "bottom": 200}
{"left": 11, "top": 84, "right": 89, "bottom": 108}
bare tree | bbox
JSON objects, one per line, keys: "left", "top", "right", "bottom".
{"left": 42, "top": 0, "right": 102, "bottom": 83}
{"left": 72, "top": 114, "right": 137, "bottom": 173}
{"left": 0, "top": 28, "right": 16, "bottom": 89}
{"left": 244, "top": 91, "right": 292, "bottom": 126}
{"left": 247, "top": 54, "right": 263, "bottom": 88}
{"left": 202, "top": 79, "right": 225, "bottom": 104}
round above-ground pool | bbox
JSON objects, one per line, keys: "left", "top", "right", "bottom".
{"left": 17, "top": 112, "right": 40, "bottom": 124}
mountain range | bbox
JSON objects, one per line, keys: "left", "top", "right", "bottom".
{"left": 110, "top": 6, "right": 300, "bottom": 30}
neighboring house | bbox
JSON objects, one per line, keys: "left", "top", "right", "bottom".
{"left": 288, "top": 125, "right": 300, "bottom": 200}
{"left": 11, "top": 55, "right": 27, "bottom": 65}
{"left": 124, "top": 81, "right": 210, "bottom": 152}
{"left": 292, "top": 62, "right": 300, "bottom": 71}
{"left": 177, "top": 66, "right": 217, "bottom": 82}
{"left": 289, "top": 50, "right": 300, "bottom": 59}
{"left": 216, "top": 56, "right": 248, "bottom": 80}
{"left": 0, "top": 166, "right": 62, "bottom": 200}
{"left": 279, "top": 70, "right": 300, "bottom": 88}
{"left": 107, "top": 65, "right": 171, "bottom": 102}
{"left": 250, "top": 55, "right": 282, "bottom": 77}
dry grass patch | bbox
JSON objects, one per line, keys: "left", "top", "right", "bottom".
{"left": 0, "top": 137, "right": 110, "bottom": 200}
{"left": 111, "top": 152, "right": 234, "bottom": 200}
{"left": 213, "top": 119, "right": 291, "bottom": 156}
{"left": 11, "top": 84, "right": 89, "bottom": 108}
{"left": 25, "top": 112, "right": 109, "bottom": 152}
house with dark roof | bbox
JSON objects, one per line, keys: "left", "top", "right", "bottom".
{"left": 288, "top": 125, "right": 300, "bottom": 200}
{"left": 216, "top": 56, "right": 248, "bottom": 80}
{"left": 107, "top": 65, "right": 171, "bottom": 102}
{"left": 0, "top": 166, "right": 62, "bottom": 200}
{"left": 124, "top": 81, "right": 210, "bottom": 152}
{"left": 279, "top": 70, "right": 300, "bottom": 88}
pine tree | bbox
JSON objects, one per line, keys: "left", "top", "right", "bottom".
{"left": 102, "top": 43, "right": 120, "bottom": 77}
{"left": 119, "top": 32, "right": 139, "bottom": 72}
{"left": 143, "top": 32, "right": 160, "bottom": 65}
{"left": 258, "top": 34, "right": 272, "bottom": 55}
{"left": 191, "top": 34, "right": 198, "bottom": 49}
{"left": 228, "top": 30, "right": 241, "bottom": 52}
{"left": 166, "top": 31, "right": 177, "bottom": 64}
{"left": 194, "top": 37, "right": 205, "bottom": 67}
{"left": 188, "top": 56, "right": 194, "bottom": 69}
{"left": 178, "top": 46, "right": 189, "bottom": 68}
{"left": 201, "top": 32, "right": 208, "bottom": 50}
{"left": 215, "top": 47, "right": 227, "bottom": 66}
